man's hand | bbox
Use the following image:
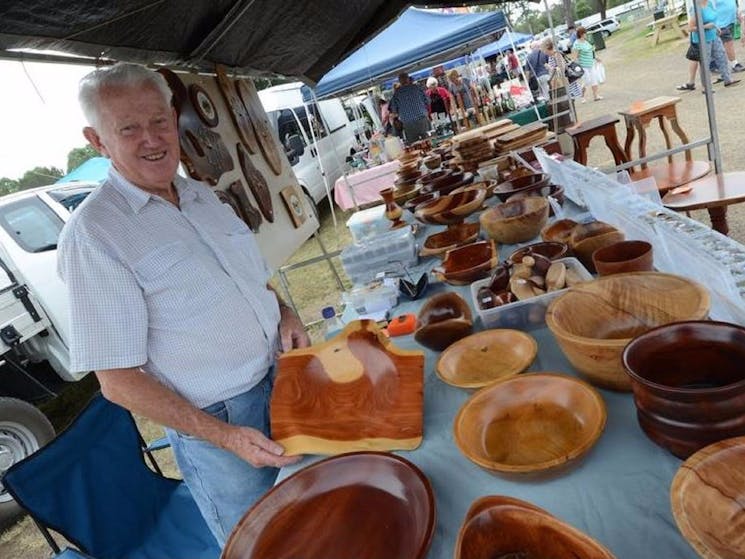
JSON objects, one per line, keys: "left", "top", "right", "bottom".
{"left": 278, "top": 305, "right": 310, "bottom": 352}
{"left": 224, "top": 424, "right": 302, "bottom": 468}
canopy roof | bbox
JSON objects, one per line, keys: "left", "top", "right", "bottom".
{"left": 0, "top": 1, "right": 511, "bottom": 83}
{"left": 56, "top": 157, "right": 111, "bottom": 183}
{"left": 315, "top": 7, "right": 508, "bottom": 98}
{"left": 474, "top": 30, "right": 533, "bottom": 58}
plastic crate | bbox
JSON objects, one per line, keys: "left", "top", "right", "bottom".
{"left": 341, "top": 227, "right": 418, "bottom": 285}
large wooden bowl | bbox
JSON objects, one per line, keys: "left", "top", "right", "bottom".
{"left": 546, "top": 273, "right": 710, "bottom": 391}
{"left": 404, "top": 191, "right": 437, "bottom": 214}
{"left": 480, "top": 197, "right": 549, "bottom": 244}
{"left": 493, "top": 173, "right": 551, "bottom": 202}
{"left": 623, "top": 321, "right": 745, "bottom": 458}
{"left": 271, "top": 320, "right": 424, "bottom": 455}
{"left": 569, "top": 221, "right": 625, "bottom": 273}
{"left": 436, "top": 330, "right": 537, "bottom": 388}
{"left": 223, "top": 452, "right": 435, "bottom": 559}
{"left": 455, "top": 496, "right": 616, "bottom": 559}
{"left": 454, "top": 373, "right": 607, "bottom": 475}
{"left": 433, "top": 240, "right": 498, "bottom": 285}
{"left": 671, "top": 436, "right": 745, "bottom": 559}
{"left": 415, "top": 292, "right": 473, "bottom": 351}
{"left": 415, "top": 187, "right": 486, "bottom": 227}
{"left": 421, "top": 222, "right": 480, "bottom": 258}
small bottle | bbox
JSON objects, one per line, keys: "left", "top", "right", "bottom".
{"left": 321, "top": 306, "right": 344, "bottom": 338}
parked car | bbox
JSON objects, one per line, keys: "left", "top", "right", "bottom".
{"left": 585, "top": 17, "right": 621, "bottom": 37}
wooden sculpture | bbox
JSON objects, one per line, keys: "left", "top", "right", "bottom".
{"left": 236, "top": 78, "right": 284, "bottom": 176}
{"left": 236, "top": 142, "right": 274, "bottom": 222}
{"left": 271, "top": 320, "right": 424, "bottom": 455}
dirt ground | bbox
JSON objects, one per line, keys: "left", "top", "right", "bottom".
{"left": 4, "top": 17, "right": 745, "bottom": 558}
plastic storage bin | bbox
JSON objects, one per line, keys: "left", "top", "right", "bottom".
{"left": 341, "top": 227, "right": 418, "bottom": 285}
{"left": 346, "top": 205, "right": 390, "bottom": 244}
{"left": 470, "top": 257, "right": 592, "bottom": 330}
{"left": 342, "top": 280, "right": 399, "bottom": 315}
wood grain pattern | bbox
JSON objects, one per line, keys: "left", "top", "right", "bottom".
{"left": 228, "top": 179, "right": 262, "bottom": 232}
{"left": 223, "top": 452, "right": 435, "bottom": 559}
{"left": 546, "top": 272, "right": 710, "bottom": 391}
{"left": 480, "top": 197, "right": 549, "bottom": 245}
{"left": 421, "top": 222, "right": 480, "bottom": 258}
{"left": 671, "top": 436, "right": 745, "bottom": 559}
{"left": 592, "top": 240, "right": 654, "bottom": 276}
{"left": 271, "top": 320, "right": 424, "bottom": 455}
{"left": 415, "top": 292, "right": 473, "bottom": 351}
{"left": 236, "top": 142, "right": 273, "bottom": 222}
{"left": 215, "top": 64, "right": 260, "bottom": 155}
{"left": 493, "top": 173, "right": 551, "bottom": 202}
{"left": 455, "top": 496, "right": 616, "bottom": 559}
{"left": 569, "top": 221, "right": 625, "bottom": 273}
{"left": 454, "top": 373, "right": 607, "bottom": 475}
{"left": 436, "top": 330, "right": 537, "bottom": 388}
{"left": 236, "top": 78, "right": 284, "bottom": 176}
{"left": 414, "top": 186, "right": 486, "bottom": 226}
{"left": 433, "top": 240, "right": 498, "bottom": 286}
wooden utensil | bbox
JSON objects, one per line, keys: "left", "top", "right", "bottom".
{"left": 223, "top": 452, "right": 435, "bottom": 559}
{"left": 436, "top": 330, "right": 537, "bottom": 388}
{"left": 454, "top": 372, "right": 606, "bottom": 475}
{"left": 271, "top": 320, "right": 424, "bottom": 455}
{"left": 671, "top": 436, "right": 745, "bottom": 559}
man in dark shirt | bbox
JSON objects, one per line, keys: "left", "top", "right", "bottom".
{"left": 526, "top": 41, "right": 550, "bottom": 99}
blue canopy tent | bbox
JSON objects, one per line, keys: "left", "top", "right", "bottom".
{"left": 315, "top": 7, "right": 508, "bottom": 98}
{"left": 473, "top": 30, "right": 533, "bottom": 58}
{"left": 56, "top": 157, "right": 110, "bottom": 183}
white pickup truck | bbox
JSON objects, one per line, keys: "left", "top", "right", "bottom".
{"left": 0, "top": 181, "right": 97, "bottom": 525}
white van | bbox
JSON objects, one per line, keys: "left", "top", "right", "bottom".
{"left": 259, "top": 83, "right": 380, "bottom": 206}
{"left": 585, "top": 17, "right": 620, "bottom": 37}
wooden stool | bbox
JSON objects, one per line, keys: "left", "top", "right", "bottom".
{"left": 566, "top": 114, "right": 629, "bottom": 167}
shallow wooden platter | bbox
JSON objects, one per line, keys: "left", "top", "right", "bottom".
{"left": 421, "top": 222, "right": 480, "bottom": 258}
{"left": 271, "top": 320, "right": 424, "bottom": 455}
{"left": 223, "top": 452, "right": 435, "bottom": 559}
{"left": 455, "top": 495, "right": 616, "bottom": 559}
{"left": 671, "top": 436, "right": 745, "bottom": 559}
{"left": 454, "top": 373, "right": 606, "bottom": 475}
{"left": 436, "top": 330, "right": 537, "bottom": 388}
{"left": 434, "top": 239, "right": 498, "bottom": 285}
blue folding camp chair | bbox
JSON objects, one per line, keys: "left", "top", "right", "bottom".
{"left": 3, "top": 394, "right": 220, "bottom": 559}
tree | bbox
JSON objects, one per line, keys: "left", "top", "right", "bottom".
{"left": 0, "top": 177, "right": 19, "bottom": 196}
{"left": 595, "top": 0, "right": 608, "bottom": 20}
{"left": 562, "top": 0, "right": 576, "bottom": 27}
{"left": 67, "top": 144, "right": 99, "bottom": 173}
{"left": 16, "top": 167, "right": 64, "bottom": 190}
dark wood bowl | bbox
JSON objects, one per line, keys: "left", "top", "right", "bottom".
{"left": 480, "top": 197, "right": 549, "bottom": 244}
{"left": 622, "top": 320, "right": 745, "bottom": 458}
{"left": 422, "top": 154, "right": 441, "bottom": 170}
{"left": 421, "top": 222, "right": 481, "bottom": 258}
{"left": 493, "top": 173, "right": 551, "bottom": 202}
{"left": 415, "top": 292, "right": 473, "bottom": 351}
{"left": 404, "top": 191, "right": 438, "bottom": 214}
{"left": 592, "top": 240, "right": 654, "bottom": 276}
{"left": 414, "top": 186, "right": 486, "bottom": 226}
{"left": 671, "top": 436, "right": 745, "bottom": 559}
{"left": 434, "top": 240, "right": 498, "bottom": 285}
{"left": 508, "top": 241, "right": 570, "bottom": 264}
{"left": 431, "top": 172, "right": 475, "bottom": 196}
{"left": 223, "top": 452, "right": 435, "bottom": 559}
{"left": 424, "top": 170, "right": 467, "bottom": 193}
{"left": 455, "top": 496, "right": 616, "bottom": 559}
{"left": 419, "top": 169, "right": 448, "bottom": 186}
{"left": 454, "top": 373, "right": 606, "bottom": 475}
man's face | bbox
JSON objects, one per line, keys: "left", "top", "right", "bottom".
{"left": 84, "top": 84, "right": 180, "bottom": 193}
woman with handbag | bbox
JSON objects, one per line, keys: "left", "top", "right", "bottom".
{"left": 544, "top": 38, "right": 582, "bottom": 99}
{"left": 572, "top": 26, "right": 603, "bottom": 102}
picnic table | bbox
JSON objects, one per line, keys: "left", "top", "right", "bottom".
{"left": 651, "top": 13, "right": 688, "bottom": 45}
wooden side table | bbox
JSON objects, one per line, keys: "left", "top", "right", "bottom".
{"left": 661, "top": 172, "right": 745, "bottom": 235}
{"left": 566, "top": 115, "right": 629, "bottom": 167}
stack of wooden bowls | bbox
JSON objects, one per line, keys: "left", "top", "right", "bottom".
{"left": 394, "top": 153, "right": 422, "bottom": 203}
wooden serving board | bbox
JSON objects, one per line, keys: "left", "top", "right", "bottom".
{"left": 271, "top": 320, "right": 424, "bottom": 455}
{"left": 215, "top": 64, "right": 260, "bottom": 155}
{"left": 236, "top": 78, "right": 284, "bottom": 176}
{"left": 236, "top": 142, "right": 274, "bottom": 222}
{"left": 496, "top": 121, "right": 548, "bottom": 145}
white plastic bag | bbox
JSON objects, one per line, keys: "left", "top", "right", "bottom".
{"left": 595, "top": 61, "right": 606, "bottom": 83}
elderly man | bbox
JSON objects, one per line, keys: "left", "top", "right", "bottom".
{"left": 388, "top": 72, "right": 431, "bottom": 143}
{"left": 526, "top": 40, "right": 550, "bottom": 100}
{"left": 57, "top": 62, "right": 307, "bottom": 546}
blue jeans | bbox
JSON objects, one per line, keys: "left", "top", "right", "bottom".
{"left": 165, "top": 372, "right": 278, "bottom": 547}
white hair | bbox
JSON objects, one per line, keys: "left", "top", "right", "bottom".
{"left": 426, "top": 77, "right": 438, "bottom": 88}
{"left": 78, "top": 62, "right": 173, "bottom": 129}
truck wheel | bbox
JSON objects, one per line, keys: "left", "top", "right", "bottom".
{"left": 0, "top": 397, "right": 55, "bottom": 529}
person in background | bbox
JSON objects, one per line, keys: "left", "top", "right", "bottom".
{"left": 567, "top": 25, "right": 578, "bottom": 52}
{"left": 572, "top": 26, "right": 603, "bottom": 102}
{"left": 58, "top": 63, "right": 308, "bottom": 547}
{"left": 447, "top": 69, "right": 479, "bottom": 124}
{"left": 425, "top": 76, "right": 453, "bottom": 117}
{"left": 506, "top": 48, "right": 520, "bottom": 79}
{"left": 544, "top": 37, "right": 582, "bottom": 100}
{"left": 389, "top": 72, "right": 431, "bottom": 143}
{"left": 526, "top": 40, "right": 550, "bottom": 100}
{"left": 714, "top": 0, "right": 745, "bottom": 72}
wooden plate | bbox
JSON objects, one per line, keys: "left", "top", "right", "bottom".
{"left": 454, "top": 373, "right": 607, "bottom": 474}
{"left": 671, "top": 436, "right": 745, "bottom": 559}
{"left": 237, "top": 142, "right": 273, "bottom": 222}
{"left": 237, "top": 78, "right": 284, "bottom": 176}
{"left": 456, "top": 495, "right": 616, "bottom": 559}
{"left": 271, "top": 320, "right": 424, "bottom": 455}
{"left": 436, "top": 330, "right": 537, "bottom": 388}
{"left": 223, "top": 452, "right": 435, "bottom": 559}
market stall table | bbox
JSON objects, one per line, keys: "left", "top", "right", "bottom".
{"left": 333, "top": 160, "right": 400, "bottom": 210}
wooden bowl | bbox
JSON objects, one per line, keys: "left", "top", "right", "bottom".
{"left": 455, "top": 496, "right": 616, "bottom": 559}
{"left": 414, "top": 186, "right": 486, "bottom": 226}
{"left": 546, "top": 273, "right": 710, "bottom": 391}
{"left": 452, "top": 180, "right": 497, "bottom": 199}
{"left": 569, "top": 221, "right": 625, "bottom": 273}
{"left": 623, "top": 321, "right": 745, "bottom": 458}
{"left": 404, "top": 191, "right": 437, "bottom": 214}
{"left": 432, "top": 172, "right": 475, "bottom": 196}
{"left": 541, "top": 218, "right": 579, "bottom": 244}
{"left": 493, "top": 173, "right": 551, "bottom": 202}
{"left": 480, "top": 197, "right": 549, "bottom": 244}
{"left": 223, "top": 452, "right": 435, "bottom": 559}
{"left": 421, "top": 222, "right": 480, "bottom": 258}
{"left": 271, "top": 320, "right": 424, "bottom": 455}
{"left": 394, "top": 174, "right": 420, "bottom": 188}
{"left": 506, "top": 183, "right": 565, "bottom": 216}
{"left": 425, "top": 170, "right": 468, "bottom": 193}
{"left": 436, "top": 330, "right": 537, "bottom": 388}
{"left": 414, "top": 292, "right": 473, "bottom": 351}
{"left": 422, "top": 154, "right": 441, "bottom": 169}
{"left": 419, "top": 169, "right": 448, "bottom": 186}
{"left": 671, "top": 436, "right": 745, "bottom": 559}
{"left": 454, "top": 373, "right": 607, "bottom": 475}
{"left": 508, "top": 241, "right": 569, "bottom": 264}
{"left": 592, "top": 240, "right": 654, "bottom": 276}
{"left": 433, "top": 240, "right": 498, "bottom": 286}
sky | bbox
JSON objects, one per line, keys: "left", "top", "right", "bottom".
{"left": 0, "top": 60, "right": 93, "bottom": 180}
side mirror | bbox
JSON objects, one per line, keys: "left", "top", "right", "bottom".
{"left": 286, "top": 134, "right": 305, "bottom": 158}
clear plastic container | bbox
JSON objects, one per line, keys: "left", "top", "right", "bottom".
{"left": 342, "top": 280, "right": 399, "bottom": 315}
{"left": 345, "top": 204, "right": 390, "bottom": 244}
{"left": 341, "top": 227, "right": 418, "bottom": 285}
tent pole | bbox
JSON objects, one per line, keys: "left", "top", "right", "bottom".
{"left": 302, "top": 98, "right": 338, "bottom": 229}
{"left": 693, "top": 1, "right": 722, "bottom": 173}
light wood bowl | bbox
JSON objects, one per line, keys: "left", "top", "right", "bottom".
{"left": 436, "top": 330, "right": 537, "bottom": 388}
{"left": 271, "top": 320, "right": 424, "bottom": 455}
{"left": 671, "top": 436, "right": 745, "bottom": 559}
{"left": 480, "top": 197, "right": 549, "bottom": 244}
{"left": 414, "top": 186, "right": 486, "bottom": 227}
{"left": 421, "top": 222, "right": 480, "bottom": 258}
{"left": 454, "top": 373, "right": 607, "bottom": 475}
{"left": 415, "top": 292, "right": 473, "bottom": 351}
{"left": 455, "top": 495, "right": 616, "bottom": 559}
{"left": 546, "top": 273, "right": 710, "bottom": 391}
{"left": 541, "top": 218, "right": 579, "bottom": 244}
{"left": 223, "top": 452, "right": 435, "bottom": 559}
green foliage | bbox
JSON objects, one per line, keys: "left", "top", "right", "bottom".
{"left": 67, "top": 144, "right": 99, "bottom": 173}
{"left": 16, "top": 166, "right": 64, "bottom": 190}
{"left": 0, "top": 177, "right": 19, "bottom": 196}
